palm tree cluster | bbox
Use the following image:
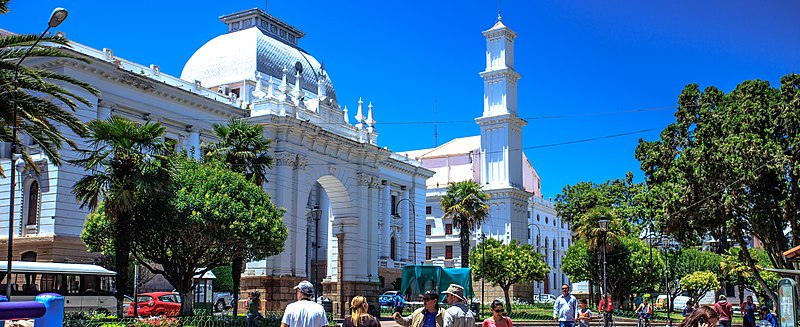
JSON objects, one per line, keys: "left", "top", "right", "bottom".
{"left": 440, "top": 180, "right": 489, "bottom": 268}
{"left": 0, "top": 0, "right": 99, "bottom": 175}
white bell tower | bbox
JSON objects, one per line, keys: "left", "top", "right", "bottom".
{"left": 476, "top": 17, "right": 526, "bottom": 190}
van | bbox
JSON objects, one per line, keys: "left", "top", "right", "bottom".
{"left": 655, "top": 295, "right": 691, "bottom": 312}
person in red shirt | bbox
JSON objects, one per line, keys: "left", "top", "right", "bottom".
{"left": 598, "top": 293, "right": 613, "bottom": 327}
{"left": 713, "top": 295, "right": 733, "bottom": 327}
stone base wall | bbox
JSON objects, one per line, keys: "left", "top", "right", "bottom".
{"left": 239, "top": 275, "right": 308, "bottom": 312}
{"left": 472, "top": 281, "right": 535, "bottom": 304}
{"left": 0, "top": 235, "right": 97, "bottom": 263}
{"left": 323, "top": 280, "right": 380, "bottom": 318}
{"left": 378, "top": 267, "right": 402, "bottom": 293}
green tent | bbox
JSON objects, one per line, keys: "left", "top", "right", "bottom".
{"left": 400, "top": 265, "right": 474, "bottom": 303}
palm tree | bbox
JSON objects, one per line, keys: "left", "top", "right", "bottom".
{"left": 441, "top": 180, "right": 489, "bottom": 268}
{"left": 71, "top": 116, "right": 171, "bottom": 317}
{"left": 202, "top": 118, "right": 272, "bottom": 315}
{"left": 1, "top": 3, "right": 99, "bottom": 175}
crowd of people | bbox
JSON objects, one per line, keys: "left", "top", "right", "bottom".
{"left": 244, "top": 281, "right": 781, "bottom": 327}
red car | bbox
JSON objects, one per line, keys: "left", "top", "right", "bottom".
{"left": 127, "top": 292, "right": 182, "bottom": 317}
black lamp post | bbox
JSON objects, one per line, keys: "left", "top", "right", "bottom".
{"left": 5, "top": 7, "right": 69, "bottom": 300}
{"left": 661, "top": 235, "right": 671, "bottom": 320}
{"left": 393, "top": 198, "right": 418, "bottom": 264}
{"left": 598, "top": 218, "right": 610, "bottom": 304}
{"left": 310, "top": 205, "right": 322, "bottom": 297}
{"left": 480, "top": 233, "right": 486, "bottom": 318}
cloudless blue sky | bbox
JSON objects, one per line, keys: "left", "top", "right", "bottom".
{"left": 2, "top": 0, "right": 798, "bottom": 198}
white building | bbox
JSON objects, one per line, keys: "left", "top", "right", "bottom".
{"left": 400, "top": 17, "right": 572, "bottom": 299}
{"left": 0, "top": 8, "right": 433, "bottom": 313}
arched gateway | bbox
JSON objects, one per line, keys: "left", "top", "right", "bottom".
{"left": 180, "top": 8, "right": 433, "bottom": 314}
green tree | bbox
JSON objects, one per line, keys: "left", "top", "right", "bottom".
{"left": 83, "top": 157, "right": 286, "bottom": 315}
{"left": 562, "top": 236, "right": 663, "bottom": 306}
{"left": 202, "top": 118, "right": 274, "bottom": 314}
{"left": 1, "top": 1, "right": 99, "bottom": 176}
{"left": 441, "top": 180, "right": 489, "bottom": 268}
{"left": 662, "top": 248, "right": 720, "bottom": 307}
{"left": 212, "top": 265, "right": 234, "bottom": 293}
{"left": 470, "top": 238, "right": 549, "bottom": 314}
{"left": 72, "top": 116, "right": 171, "bottom": 316}
{"left": 680, "top": 271, "right": 720, "bottom": 304}
{"left": 635, "top": 74, "right": 800, "bottom": 306}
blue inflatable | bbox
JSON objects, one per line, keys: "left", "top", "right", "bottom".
{"left": 0, "top": 293, "right": 64, "bottom": 326}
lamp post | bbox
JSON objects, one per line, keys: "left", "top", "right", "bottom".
{"left": 479, "top": 233, "right": 486, "bottom": 318}
{"left": 661, "top": 235, "right": 671, "bottom": 320}
{"left": 393, "top": 198, "right": 419, "bottom": 264}
{"left": 5, "top": 7, "right": 69, "bottom": 300}
{"left": 310, "top": 205, "right": 322, "bottom": 297}
{"left": 598, "top": 218, "right": 610, "bottom": 305}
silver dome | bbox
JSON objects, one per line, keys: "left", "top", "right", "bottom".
{"left": 181, "top": 25, "right": 336, "bottom": 100}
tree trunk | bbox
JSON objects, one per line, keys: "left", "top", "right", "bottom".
{"left": 734, "top": 230, "right": 779, "bottom": 308}
{"left": 113, "top": 209, "right": 131, "bottom": 318}
{"left": 231, "top": 255, "right": 244, "bottom": 316}
{"left": 502, "top": 285, "right": 512, "bottom": 314}
{"left": 179, "top": 284, "right": 195, "bottom": 316}
{"left": 461, "top": 226, "right": 470, "bottom": 268}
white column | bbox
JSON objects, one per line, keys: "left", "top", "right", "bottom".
{"left": 380, "top": 184, "right": 391, "bottom": 259}
{"left": 270, "top": 152, "right": 297, "bottom": 276}
{"left": 368, "top": 184, "right": 380, "bottom": 281}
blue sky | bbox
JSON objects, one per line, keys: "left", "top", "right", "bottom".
{"left": 2, "top": 0, "right": 798, "bottom": 198}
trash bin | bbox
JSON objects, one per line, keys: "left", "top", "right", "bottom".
{"left": 470, "top": 301, "right": 480, "bottom": 316}
{"left": 322, "top": 298, "right": 333, "bottom": 315}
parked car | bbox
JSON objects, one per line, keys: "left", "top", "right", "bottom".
{"left": 379, "top": 291, "right": 400, "bottom": 306}
{"left": 533, "top": 294, "right": 557, "bottom": 303}
{"left": 213, "top": 292, "right": 233, "bottom": 312}
{"left": 655, "top": 295, "right": 691, "bottom": 312}
{"left": 127, "top": 292, "right": 182, "bottom": 317}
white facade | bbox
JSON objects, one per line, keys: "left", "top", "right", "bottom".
{"left": 401, "top": 18, "right": 572, "bottom": 297}
{"left": 0, "top": 9, "right": 433, "bottom": 291}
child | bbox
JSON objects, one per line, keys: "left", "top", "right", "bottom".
{"left": 759, "top": 306, "right": 777, "bottom": 327}
{"left": 578, "top": 299, "right": 593, "bottom": 327}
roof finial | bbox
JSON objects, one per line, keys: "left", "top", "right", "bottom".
{"left": 497, "top": 0, "right": 502, "bottom": 21}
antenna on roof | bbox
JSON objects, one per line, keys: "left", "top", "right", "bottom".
{"left": 265, "top": 1, "right": 268, "bottom": 11}
{"left": 433, "top": 97, "right": 438, "bottom": 147}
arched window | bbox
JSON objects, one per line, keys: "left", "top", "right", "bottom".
{"left": 21, "top": 251, "right": 37, "bottom": 262}
{"left": 390, "top": 237, "right": 397, "bottom": 260}
{"left": 545, "top": 216, "right": 548, "bottom": 224}
{"left": 26, "top": 181, "right": 40, "bottom": 226}
{"left": 536, "top": 214, "right": 540, "bottom": 221}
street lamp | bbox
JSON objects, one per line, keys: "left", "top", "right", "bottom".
{"left": 5, "top": 7, "right": 69, "bottom": 300}
{"left": 661, "top": 235, "right": 671, "bottom": 320}
{"left": 393, "top": 198, "right": 419, "bottom": 264}
{"left": 309, "top": 205, "right": 322, "bottom": 297}
{"left": 479, "top": 233, "right": 486, "bottom": 318}
{"left": 598, "top": 218, "right": 610, "bottom": 305}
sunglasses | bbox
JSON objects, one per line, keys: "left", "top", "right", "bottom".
{"left": 562, "top": 288, "right": 569, "bottom": 291}
{"left": 494, "top": 309, "right": 504, "bottom": 313}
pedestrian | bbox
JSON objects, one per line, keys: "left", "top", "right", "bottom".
{"left": 598, "top": 293, "right": 613, "bottom": 323}
{"left": 682, "top": 300, "right": 695, "bottom": 318}
{"left": 678, "top": 306, "right": 719, "bottom": 327}
{"left": 759, "top": 306, "right": 777, "bottom": 327}
{"left": 344, "top": 296, "right": 381, "bottom": 327}
{"left": 247, "top": 291, "right": 263, "bottom": 327}
{"left": 742, "top": 296, "right": 756, "bottom": 327}
{"left": 713, "top": 295, "right": 733, "bottom": 327}
{"left": 482, "top": 300, "right": 513, "bottom": 327}
{"left": 281, "top": 281, "right": 328, "bottom": 327}
{"left": 553, "top": 284, "right": 579, "bottom": 327}
{"left": 393, "top": 290, "right": 444, "bottom": 327}
{"left": 577, "top": 299, "right": 593, "bottom": 327}
{"left": 442, "top": 284, "right": 475, "bottom": 327}
{"left": 394, "top": 293, "right": 406, "bottom": 314}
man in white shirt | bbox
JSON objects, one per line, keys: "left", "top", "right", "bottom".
{"left": 281, "top": 281, "right": 328, "bottom": 327}
{"left": 442, "top": 284, "right": 475, "bottom": 327}
{"left": 553, "top": 284, "right": 579, "bottom": 327}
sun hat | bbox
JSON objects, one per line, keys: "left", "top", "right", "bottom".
{"left": 441, "top": 284, "right": 466, "bottom": 301}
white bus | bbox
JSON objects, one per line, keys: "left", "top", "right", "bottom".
{"left": 0, "top": 261, "right": 116, "bottom": 313}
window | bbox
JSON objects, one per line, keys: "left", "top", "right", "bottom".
{"left": 537, "top": 214, "right": 540, "bottom": 221}
{"left": 426, "top": 225, "right": 432, "bottom": 235}
{"left": 561, "top": 237, "right": 564, "bottom": 247}
{"left": 528, "top": 228, "right": 531, "bottom": 239}
{"left": 25, "top": 181, "right": 39, "bottom": 226}
{"left": 426, "top": 206, "right": 432, "bottom": 214}
{"left": 545, "top": 216, "right": 548, "bottom": 224}
{"left": 445, "top": 224, "right": 453, "bottom": 235}
{"left": 426, "top": 246, "right": 432, "bottom": 260}
{"left": 390, "top": 237, "right": 397, "bottom": 260}
{"left": 391, "top": 195, "right": 398, "bottom": 216}
{"left": 445, "top": 246, "right": 453, "bottom": 259}
{"left": 21, "top": 251, "right": 36, "bottom": 262}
